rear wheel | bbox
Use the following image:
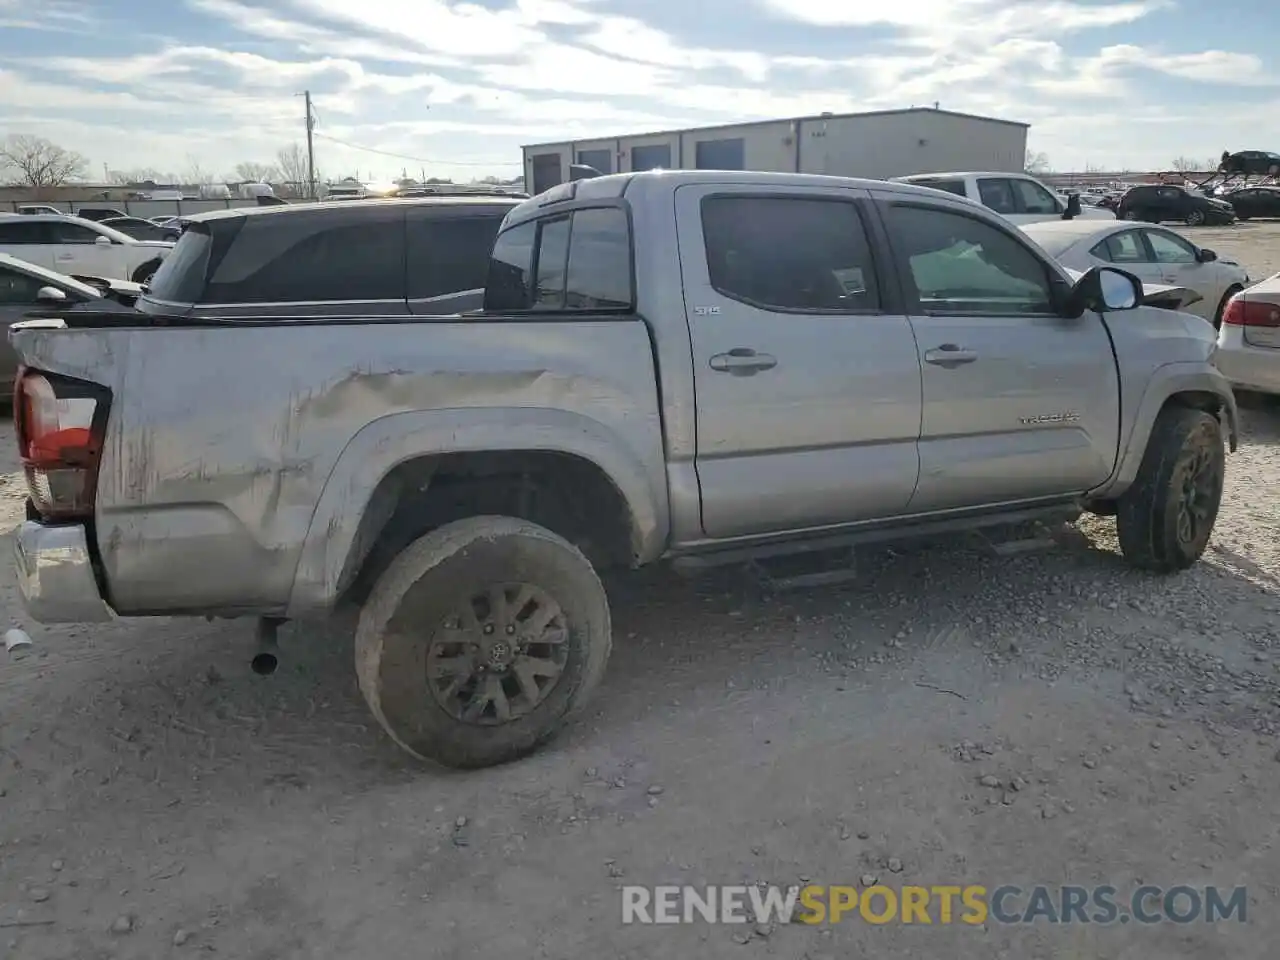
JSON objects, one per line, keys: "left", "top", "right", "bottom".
{"left": 355, "top": 516, "right": 612, "bottom": 769}
{"left": 1116, "top": 407, "right": 1224, "bottom": 573}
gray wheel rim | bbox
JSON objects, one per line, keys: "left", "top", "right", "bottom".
{"left": 1175, "top": 441, "right": 1220, "bottom": 546}
{"left": 426, "top": 582, "right": 569, "bottom": 725}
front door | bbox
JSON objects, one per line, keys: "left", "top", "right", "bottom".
{"left": 47, "top": 220, "right": 121, "bottom": 278}
{"left": 1141, "top": 228, "right": 1220, "bottom": 322}
{"left": 674, "top": 184, "right": 923, "bottom": 539}
{"left": 876, "top": 197, "right": 1121, "bottom": 513}
{"left": 0, "top": 219, "right": 56, "bottom": 269}
{"left": 1090, "top": 228, "right": 1165, "bottom": 287}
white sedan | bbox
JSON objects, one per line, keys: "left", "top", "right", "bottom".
{"left": 0, "top": 214, "right": 172, "bottom": 283}
{"left": 1215, "top": 275, "right": 1280, "bottom": 397}
{"left": 1022, "top": 220, "right": 1249, "bottom": 327}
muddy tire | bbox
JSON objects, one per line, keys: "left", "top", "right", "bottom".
{"left": 355, "top": 516, "right": 611, "bottom": 769}
{"left": 1116, "top": 407, "right": 1225, "bottom": 573}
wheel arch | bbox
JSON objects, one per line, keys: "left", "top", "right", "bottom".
{"left": 285, "top": 407, "right": 669, "bottom": 616}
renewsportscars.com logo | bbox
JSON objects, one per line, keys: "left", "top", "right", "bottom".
{"left": 621, "top": 884, "right": 1248, "bottom": 926}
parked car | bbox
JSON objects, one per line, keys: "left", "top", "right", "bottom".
{"left": 139, "top": 195, "right": 519, "bottom": 321}
{"left": 0, "top": 214, "right": 172, "bottom": 282}
{"left": 1021, "top": 220, "right": 1248, "bottom": 326}
{"left": 1214, "top": 275, "right": 1280, "bottom": 398}
{"left": 1115, "top": 185, "right": 1235, "bottom": 226}
{"left": 890, "top": 171, "right": 1114, "bottom": 225}
{"left": 72, "top": 206, "right": 129, "bottom": 223}
{"left": 1221, "top": 186, "right": 1280, "bottom": 221}
{"left": 0, "top": 252, "right": 141, "bottom": 394}
{"left": 9, "top": 171, "right": 1238, "bottom": 769}
{"left": 16, "top": 204, "right": 63, "bottom": 216}
{"left": 1219, "top": 150, "right": 1280, "bottom": 177}
{"left": 99, "top": 216, "right": 182, "bottom": 243}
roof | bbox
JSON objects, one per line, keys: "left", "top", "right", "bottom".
{"left": 185, "top": 194, "right": 522, "bottom": 224}
{"left": 1019, "top": 219, "right": 1129, "bottom": 255}
{"left": 897, "top": 171, "right": 1043, "bottom": 181}
{"left": 503, "top": 168, "right": 987, "bottom": 226}
{"left": 522, "top": 106, "right": 1029, "bottom": 150}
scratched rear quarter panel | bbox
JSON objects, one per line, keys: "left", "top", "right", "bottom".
{"left": 12, "top": 319, "right": 664, "bottom": 616}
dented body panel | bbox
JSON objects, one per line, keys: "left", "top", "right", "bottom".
{"left": 13, "top": 319, "right": 669, "bottom": 616}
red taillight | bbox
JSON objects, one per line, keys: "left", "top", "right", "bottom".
{"left": 15, "top": 370, "right": 108, "bottom": 521}
{"left": 1222, "top": 297, "right": 1280, "bottom": 328}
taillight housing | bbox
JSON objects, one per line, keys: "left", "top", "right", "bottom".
{"left": 1222, "top": 298, "right": 1280, "bottom": 328}
{"left": 14, "top": 368, "right": 110, "bottom": 521}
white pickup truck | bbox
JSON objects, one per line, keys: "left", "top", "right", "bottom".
{"left": 892, "top": 172, "right": 1115, "bottom": 226}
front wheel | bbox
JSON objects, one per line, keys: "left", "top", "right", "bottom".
{"left": 131, "top": 259, "right": 161, "bottom": 283}
{"left": 1122, "top": 210, "right": 1140, "bottom": 221}
{"left": 1186, "top": 210, "right": 1206, "bottom": 227}
{"left": 1116, "top": 407, "right": 1225, "bottom": 573}
{"left": 355, "top": 515, "right": 612, "bottom": 769}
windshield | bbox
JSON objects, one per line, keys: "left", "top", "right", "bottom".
{"left": 145, "top": 225, "right": 211, "bottom": 302}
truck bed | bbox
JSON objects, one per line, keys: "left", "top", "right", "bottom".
{"left": 11, "top": 311, "right": 669, "bottom": 617}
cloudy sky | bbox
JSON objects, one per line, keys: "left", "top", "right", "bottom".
{"left": 0, "top": 0, "right": 1276, "bottom": 183}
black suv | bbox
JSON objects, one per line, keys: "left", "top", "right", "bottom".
{"left": 1115, "top": 185, "right": 1235, "bottom": 226}
{"left": 139, "top": 196, "right": 520, "bottom": 321}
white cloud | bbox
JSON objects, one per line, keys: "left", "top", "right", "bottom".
{"left": 1, "top": 0, "right": 1278, "bottom": 179}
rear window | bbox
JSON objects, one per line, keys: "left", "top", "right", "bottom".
{"left": 406, "top": 212, "right": 505, "bottom": 301}
{"left": 146, "top": 225, "right": 212, "bottom": 303}
{"left": 912, "top": 178, "right": 966, "bottom": 197}
{"left": 202, "top": 208, "right": 405, "bottom": 304}
{"left": 484, "top": 206, "right": 632, "bottom": 312}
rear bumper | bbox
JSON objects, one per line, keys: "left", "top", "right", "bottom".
{"left": 1215, "top": 329, "right": 1280, "bottom": 395}
{"left": 14, "top": 521, "right": 114, "bottom": 623}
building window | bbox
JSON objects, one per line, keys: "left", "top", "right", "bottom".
{"left": 576, "top": 149, "right": 612, "bottom": 174}
{"left": 631, "top": 144, "right": 671, "bottom": 171}
{"left": 695, "top": 138, "right": 745, "bottom": 170}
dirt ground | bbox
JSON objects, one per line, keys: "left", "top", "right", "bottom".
{"left": 2, "top": 225, "right": 1280, "bottom": 960}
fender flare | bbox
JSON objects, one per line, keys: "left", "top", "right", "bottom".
{"left": 285, "top": 406, "right": 668, "bottom": 616}
{"left": 1091, "top": 362, "right": 1238, "bottom": 499}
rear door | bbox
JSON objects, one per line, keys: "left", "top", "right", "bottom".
{"left": 0, "top": 219, "right": 56, "bottom": 269}
{"left": 47, "top": 220, "right": 122, "bottom": 277}
{"left": 877, "top": 195, "right": 1119, "bottom": 512}
{"left": 1087, "top": 229, "right": 1165, "bottom": 286}
{"left": 405, "top": 207, "right": 506, "bottom": 314}
{"left": 673, "top": 183, "right": 922, "bottom": 539}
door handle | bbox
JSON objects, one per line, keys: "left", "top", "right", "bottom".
{"left": 709, "top": 349, "right": 777, "bottom": 375}
{"left": 923, "top": 344, "right": 978, "bottom": 367}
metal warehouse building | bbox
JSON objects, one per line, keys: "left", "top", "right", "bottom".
{"left": 522, "top": 107, "right": 1029, "bottom": 194}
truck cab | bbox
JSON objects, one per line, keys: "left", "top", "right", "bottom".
{"left": 892, "top": 171, "right": 1115, "bottom": 225}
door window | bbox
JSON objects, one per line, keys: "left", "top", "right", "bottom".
{"left": 0, "top": 221, "right": 50, "bottom": 244}
{"left": 406, "top": 213, "right": 504, "bottom": 300}
{"left": 1144, "top": 230, "right": 1197, "bottom": 264}
{"left": 1010, "top": 179, "right": 1060, "bottom": 215}
{"left": 700, "top": 195, "right": 881, "bottom": 313}
{"left": 1090, "top": 230, "right": 1147, "bottom": 264}
{"left": 204, "top": 212, "right": 405, "bottom": 302}
{"left": 886, "top": 204, "right": 1055, "bottom": 315}
{"left": 0, "top": 265, "right": 45, "bottom": 304}
{"left": 977, "top": 178, "right": 1018, "bottom": 215}
{"left": 484, "top": 207, "right": 633, "bottom": 312}
{"left": 50, "top": 222, "right": 104, "bottom": 244}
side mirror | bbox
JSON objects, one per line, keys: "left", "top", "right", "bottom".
{"left": 1065, "top": 266, "right": 1142, "bottom": 316}
{"left": 94, "top": 235, "right": 112, "bottom": 246}
{"left": 36, "top": 286, "right": 67, "bottom": 303}
{"left": 1061, "top": 193, "right": 1082, "bottom": 220}
{"left": 1197, "top": 248, "right": 1218, "bottom": 262}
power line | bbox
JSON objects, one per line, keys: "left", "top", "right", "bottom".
{"left": 311, "top": 131, "right": 520, "bottom": 168}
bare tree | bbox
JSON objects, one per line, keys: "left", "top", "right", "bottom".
{"left": 1024, "top": 149, "right": 1050, "bottom": 174}
{"left": 1171, "top": 156, "right": 1204, "bottom": 174}
{"left": 107, "top": 167, "right": 172, "bottom": 185}
{"left": 233, "top": 161, "right": 279, "bottom": 183}
{"left": 0, "top": 134, "right": 88, "bottom": 187}
{"left": 183, "top": 154, "right": 215, "bottom": 185}
{"left": 275, "top": 143, "right": 309, "bottom": 184}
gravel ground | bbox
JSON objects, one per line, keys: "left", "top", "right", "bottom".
{"left": 1, "top": 224, "right": 1279, "bottom": 959}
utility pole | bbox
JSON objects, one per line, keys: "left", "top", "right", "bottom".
{"left": 297, "top": 90, "right": 317, "bottom": 199}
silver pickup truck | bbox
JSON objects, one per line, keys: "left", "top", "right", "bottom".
{"left": 11, "top": 170, "right": 1238, "bottom": 769}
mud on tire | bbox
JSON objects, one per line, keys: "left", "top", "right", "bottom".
{"left": 355, "top": 516, "right": 612, "bottom": 769}
{"left": 1116, "top": 406, "right": 1225, "bottom": 573}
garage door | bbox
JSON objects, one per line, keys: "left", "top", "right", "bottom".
{"left": 576, "top": 149, "right": 612, "bottom": 174}
{"left": 631, "top": 144, "right": 671, "bottom": 171}
{"left": 695, "top": 138, "right": 745, "bottom": 170}
{"left": 530, "top": 153, "right": 563, "bottom": 194}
